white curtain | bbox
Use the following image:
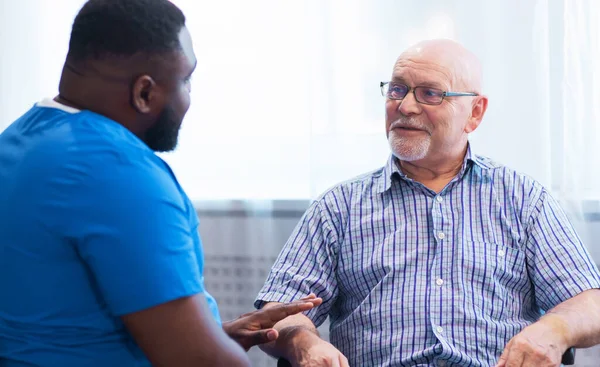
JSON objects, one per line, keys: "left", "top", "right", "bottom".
{"left": 162, "top": 0, "right": 600, "bottom": 204}
{"left": 558, "top": 1, "right": 600, "bottom": 202}
{"left": 552, "top": 0, "right": 600, "bottom": 260}
{"left": 1, "top": 0, "right": 598, "bottom": 214}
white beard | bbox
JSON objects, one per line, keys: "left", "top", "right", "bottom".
{"left": 388, "top": 130, "right": 430, "bottom": 161}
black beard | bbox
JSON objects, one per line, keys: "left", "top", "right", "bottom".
{"left": 144, "top": 105, "right": 181, "bottom": 152}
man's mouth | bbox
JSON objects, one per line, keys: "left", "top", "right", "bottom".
{"left": 397, "top": 126, "right": 421, "bottom": 130}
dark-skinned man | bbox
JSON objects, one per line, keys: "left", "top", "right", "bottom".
{"left": 0, "top": 1, "right": 321, "bottom": 366}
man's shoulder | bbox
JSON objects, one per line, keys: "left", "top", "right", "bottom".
{"left": 37, "top": 104, "right": 168, "bottom": 174}
{"left": 69, "top": 111, "right": 153, "bottom": 158}
{"left": 471, "top": 154, "right": 547, "bottom": 198}
{"left": 2, "top": 104, "right": 177, "bottom": 199}
{"left": 3, "top": 103, "right": 151, "bottom": 158}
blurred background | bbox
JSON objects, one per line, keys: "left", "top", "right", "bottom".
{"left": 1, "top": 0, "right": 599, "bottom": 365}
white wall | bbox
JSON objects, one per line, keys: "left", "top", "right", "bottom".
{"left": 1, "top": 1, "right": 596, "bottom": 205}
{"left": 0, "top": 1, "right": 82, "bottom": 128}
{"left": 0, "top": 0, "right": 558, "bottom": 200}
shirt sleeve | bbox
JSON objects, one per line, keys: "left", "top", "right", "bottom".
{"left": 254, "top": 198, "right": 339, "bottom": 327}
{"left": 524, "top": 189, "right": 600, "bottom": 311}
{"left": 65, "top": 153, "right": 203, "bottom": 316}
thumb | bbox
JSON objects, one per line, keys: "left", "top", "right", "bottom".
{"left": 247, "top": 328, "right": 279, "bottom": 348}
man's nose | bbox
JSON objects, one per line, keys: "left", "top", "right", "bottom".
{"left": 398, "top": 91, "right": 422, "bottom": 116}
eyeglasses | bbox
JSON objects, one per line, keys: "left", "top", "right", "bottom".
{"left": 380, "top": 81, "right": 478, "bottom": 105}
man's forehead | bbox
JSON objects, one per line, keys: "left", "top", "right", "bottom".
{"left": 178, "top": 26, "right": 197, "bottom": 68}
{"left": 391, "top": 57, "right": 453, "bottom": 87}
{"left": 392, "top": 39, "right": 483, "bottom": 91}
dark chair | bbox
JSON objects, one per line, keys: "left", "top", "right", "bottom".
{"left": 276, "top": 348, "right": 576, "bottom": 366}
{"left": 562, "top": 347, "right": 576, "bottom": 365}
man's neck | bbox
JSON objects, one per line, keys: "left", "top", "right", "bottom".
{"left": 397, "top": 146, "right": 468, "bottom": 193}
{"left": 54, "top": 95, "right": 84, "bottom": 111}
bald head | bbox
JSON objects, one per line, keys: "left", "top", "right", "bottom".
{"left": 397, "top": 39, "right": 482, "bottom": 93}
{"left": 385, "top": 38, "right": 489, "bottom": 168}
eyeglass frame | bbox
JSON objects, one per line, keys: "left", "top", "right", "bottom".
{"left": 380, "top": 81, "right": 479, "bottom": 105}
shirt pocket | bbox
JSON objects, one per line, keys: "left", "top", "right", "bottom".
{"left": 459, "top": 239, "right": 529, "bottom": 320}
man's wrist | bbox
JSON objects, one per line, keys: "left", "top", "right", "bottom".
{"left": 276, "top": 326, "right": 321, "bottom": 361}
{"left": 539, "top": 312, "right": 573, "bottom": 350}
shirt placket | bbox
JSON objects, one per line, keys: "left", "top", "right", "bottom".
{"left": 429, "top": 190, "right": 453, "bottom": 364}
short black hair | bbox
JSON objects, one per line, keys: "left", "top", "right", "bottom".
{"left": 67, "top": 0, "right": 186, "bottom": 61}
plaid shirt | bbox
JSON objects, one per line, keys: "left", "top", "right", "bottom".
{"left": 256, "top": 147, "right": 600, "bottom": 366}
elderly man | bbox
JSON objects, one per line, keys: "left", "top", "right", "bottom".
{"left": 255, "top": 39, "right": 600, "bottom": 367}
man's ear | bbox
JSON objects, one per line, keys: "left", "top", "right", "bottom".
{"left": 465, "top": 95, "right": 488, "bottom": 133}
{"left": 131, "top": 75, "right": 160, "bottom": 114}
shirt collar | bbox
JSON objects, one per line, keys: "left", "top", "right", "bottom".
{"left": 376, "top": 142, "right": 485, "bottom": 194}
{"left": 36, "top": 98, "right": 80, "bottom": 114}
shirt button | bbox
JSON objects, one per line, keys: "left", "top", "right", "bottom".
{"left": 437, "top": 232, "right": 445, "bottom": 240}
{"left": 436, "top": 196, "right": 443, "bottom": 203}
{"left": 436, "top": 278, "right": 444, "bottom": 286}
{"left": 498, "top": 249, "right": 506, "bottom": 257}
{"left": 437, "top": 361, "right": 447, "bottom": 367}
{"left": 436, "top": 326, "right": 444, "bottom": 333}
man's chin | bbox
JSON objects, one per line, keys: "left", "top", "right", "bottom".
{"left": 389, "top": 142, "right": 428, "bottom": 162}
{"left": 147, "top": 137, "right": 179, "bottom": 153}
{"left": 392, "top": 153, "right": 425, "bottom": 162}
{"left": 153, "top": 144, "right": 178, "bottom": 153}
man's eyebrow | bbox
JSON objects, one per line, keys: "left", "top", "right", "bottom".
{"left": 418, "top": 81, "right": 445, "bottom": 89}
{"left": 391, "top": 77, "right": 444, "bottom": 90}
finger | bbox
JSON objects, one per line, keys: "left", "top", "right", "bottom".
{"left": 299, "top": 293, "right": 322, "bottom": 302}
{"left": 245, "top": 329, "right": 279, "bottom": 349}
{"left": 340, "top": 354, "right": 351, "bottom": 367}
{"left": 306, "top": 297, "right": 323, "bottom": 307}
{"left": 295, "top": 297, "right": 323, "bottom": 308}
{"left": 259, "top": 301, "right": 321, "bottom": 326}
{"left": 237, "top": 310, "right": 255, "bottom": 319}
{"left": 297, "top": 294, "right": 323, "bottom": 307}
{"left": 496, "top": 341, "right": 512, "bottom": 367}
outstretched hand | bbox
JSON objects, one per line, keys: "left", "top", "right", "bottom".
{"left": 223, "top": 294, "right": 322, "bottom": 351}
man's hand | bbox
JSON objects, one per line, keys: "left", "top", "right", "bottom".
{"left": 274, "top": 325, "right": 348, "bottom": 367}
{"left": 223, "top": 294, "right": 322, "bottom": 351}
{"left": 289, "top": 337, "right": 349, "bottom": 367}
{"left": 496, "top": 314, "right": 570, "bottom": 367}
